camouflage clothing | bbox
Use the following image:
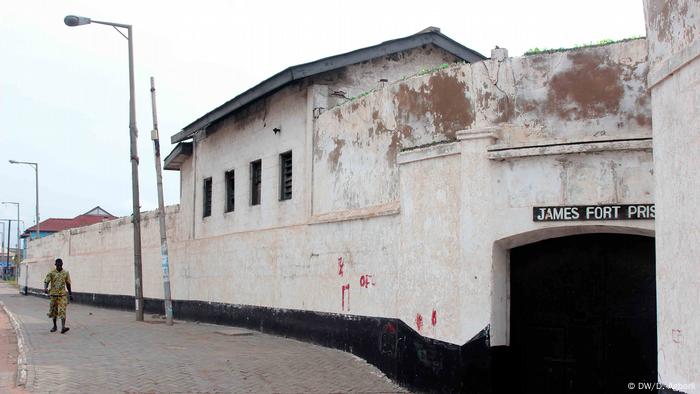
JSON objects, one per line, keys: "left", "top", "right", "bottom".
{"left": 48, "top": 294, "right": 68, "bottom": 319}
{"left": 44, "top": 269, "right": 71, "bottom": 319}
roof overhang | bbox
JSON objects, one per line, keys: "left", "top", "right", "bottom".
{"left": 164, "top": 142, "right": 193, "bottom": 171}
{"left": 171, "top": 30, "right": 486, "bottom": 144}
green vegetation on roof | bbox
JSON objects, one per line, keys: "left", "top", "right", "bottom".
{"left": 417, "top": 62, "right": 450, "bottom": 76}
{"left": 523, "top": 36, "right": 645, "bottom": 56}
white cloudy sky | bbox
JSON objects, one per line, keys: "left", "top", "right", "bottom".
{"left": 0, "top": 0, "right": 645, "bottom": 245}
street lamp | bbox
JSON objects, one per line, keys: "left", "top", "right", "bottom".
{"left": 64, "top": 14, "right": 144, "bottom": 321}
{"left": 8, "top": 161, "right": 39, "bottom": 240}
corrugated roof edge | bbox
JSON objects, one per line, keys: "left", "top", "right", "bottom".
{"left": 164, "top": 142, "right": 193, "bottom": 171}
{"left": 170, "top": 30, "right": 486, "bottom": 144}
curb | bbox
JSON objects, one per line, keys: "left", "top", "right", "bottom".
{"left": 0, "top": 301, "right": 27, "bottom": 388}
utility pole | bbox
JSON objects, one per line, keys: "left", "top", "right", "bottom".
{"left": 5, "top": 221, "right": 10, "bottom": 280}
{"left": 0, "top": 222, "right": 4, "bottom": 275}
{"left": 149, "top": 77, "right": 174, "bottom": 325}
{"left": 2, "top": 202, "right": 20, "bottom": 276}
{"left": 126, "top": 24, "right": 145, "bottom": 322}
{"left": 16, "top": 207, "right": 20, "bottom": 262}
{"left": 0, "top": 219, "right": 23, "bottom": 280}
{"left": 35, "top": 164, "right": 39, "bottom": 239}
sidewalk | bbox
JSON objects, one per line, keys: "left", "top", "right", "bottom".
{"left": 0, "top": 290, "right": 24, "bottom": 394}
{"left": 0, "top": 284, "right": 405, "bottom": 393}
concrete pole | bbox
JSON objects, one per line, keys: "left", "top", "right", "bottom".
{"left": 0, "top": 222, "right": 4, "bottom": 268}
{"left": 6, "top": 222, "right": 10, "bottom": 280}
{"left": 15, "top": 205, "right": 19, "bottom": 262}
{"left": 64, "top": 16, "right": 144, "bottom": 321}
{"left": 34, "top": 164, "right": 39, "bottom": 239}
{"left": 16, "top": 207, "right": 20, "bottom": 280}
{"left": 149, "top": 76, "right": 174, "bottom": 325}
{"left": 127, "top": 25, "right": 144, "bottom": 322}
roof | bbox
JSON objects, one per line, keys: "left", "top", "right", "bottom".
{"left": 164, "top": 142, "right": 193, "bottom": 171}
{"left": 170, "top": 28, "right": 486, "bottom": 144}
{"left": 83, "top": 206, "right": 114, "bottom": 217}
{"left": 22, "top": 207, "right": 116, "bottom": 237}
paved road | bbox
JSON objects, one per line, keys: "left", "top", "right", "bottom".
{"left": 0, "top": 284, "right": 405, "bottom": 393}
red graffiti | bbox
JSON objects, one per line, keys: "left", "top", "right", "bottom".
{"left": 431, "top": 310, "right": 437, "bottom": 326}
{"left": 338, "top": 256, "right": 344, "bottom": 277}
{"left": 359, "top": 274, "right": 374, "bottom": 288}
{"left": 341, "top": 284, "right": 350, "bottom": 311}
{"left": 415, "top": 313, "right": 423, "bottom": 332}
{"left": 385, "top": 322, "right": 396, "bottom": 334}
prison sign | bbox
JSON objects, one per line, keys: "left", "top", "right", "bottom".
{"left": 533, "top": 204, "right": 655, "bottom": 222}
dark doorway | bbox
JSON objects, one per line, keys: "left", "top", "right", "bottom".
{"left": 510, "top": 234, "right": 656, "bottom": 393}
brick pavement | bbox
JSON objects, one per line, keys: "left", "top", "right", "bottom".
{"left": 0, "top": 284, "right": 406, "bottom": 393}
{"left": 0, "top": 292, "right": 25, "bottom": 394}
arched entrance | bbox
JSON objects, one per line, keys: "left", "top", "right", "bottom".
{"left": 510, "top": 233, "right": 656, "bottom": 393}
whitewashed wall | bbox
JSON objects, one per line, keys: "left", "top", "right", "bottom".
{"left": 644, "top": 1, "right": 700, "bottom": 391}
{"left": 20, "top": 39, "right": 656, "bottom": 347}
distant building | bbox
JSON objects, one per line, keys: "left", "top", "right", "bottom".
{"left": 0, "top": 248, "right": 21, "bottom": 279}
{"left": 21, "top": 206, "right": 115, "bottom": 254}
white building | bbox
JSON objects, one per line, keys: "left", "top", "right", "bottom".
{"left": 20, "top": 6, "right": 699, "bottom": 392}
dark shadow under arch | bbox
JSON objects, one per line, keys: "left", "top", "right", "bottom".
{"left": 507, "top": 233, "right": 656, "bottom": 393}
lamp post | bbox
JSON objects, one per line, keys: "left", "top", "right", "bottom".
{"left": 64, "top": 14, "right": 144, "bottom": 321}
{"left": 8, "top": 161, "right": 38, "bottom": 240}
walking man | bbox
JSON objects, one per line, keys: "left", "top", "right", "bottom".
{"left": 44, "top": 258, "right": 73, "bottom": 333}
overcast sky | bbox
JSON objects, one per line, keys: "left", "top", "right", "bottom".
{"left": 0, "top": 0, "right": 646, "bottom": 246}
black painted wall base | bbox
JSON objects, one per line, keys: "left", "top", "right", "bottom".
{"left": 22, "top": 286, "right": 492, "bottom": 393}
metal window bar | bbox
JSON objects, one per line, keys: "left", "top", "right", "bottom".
{"left": 203, "top": 178, "right": 212, "bottom": 217}
{"left": 225, "top": 170, "right": 235, "bottom": 212}
{"left": 251, "top": 160, "right": 261, "bottom": 206}
{"left": 280, "top": 151, "right": 292, "bottom": 200}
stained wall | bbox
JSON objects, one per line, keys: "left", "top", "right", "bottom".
{"left": 20, "top": 39, "right": 655, "bottom": 348}
{"left": 644, "top": 1, "right": 700, "bottom": 391}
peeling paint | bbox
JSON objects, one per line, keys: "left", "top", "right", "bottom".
{"left": 394, "top": 72, "right": 474, "bottom": 140}
{"left": 495, "top": 96, "right": 515, "bottom": 123}
{"left": 547, "top": 52, "right": 625, "bottom": 120}
{"left": 427, "top": 73, "right": 474, "bottom": 137}
{"left": 328, "top": 138, "right": 346, "bottom": 171}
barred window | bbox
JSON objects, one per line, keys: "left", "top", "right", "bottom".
{"left": 250, "top": 160, "right": 262, "bottom": 206}
{"left": 225, "top": 170, "right": 235, "bottom": 212}
{"left": 203, "top": 177, "right": 212, "bottom": 217}
{"left": 279, "top": 151, "right": 292, "bottom": 201}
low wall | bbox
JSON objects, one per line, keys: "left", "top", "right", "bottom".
{"left": 19, "top": 204, "right": 493, "bottom": 392}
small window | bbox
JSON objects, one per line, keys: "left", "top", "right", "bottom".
{"left": 225, "top": 170, "right": 235, "bottom": 212}
{"left": 203, "top": 177, "right": 212, "bottom": 217}
{"left": 250, "top": 160, "right": 262, "bottom": 206}
{"left": 279, "top": 151, "right": 292, "bottom": 200}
